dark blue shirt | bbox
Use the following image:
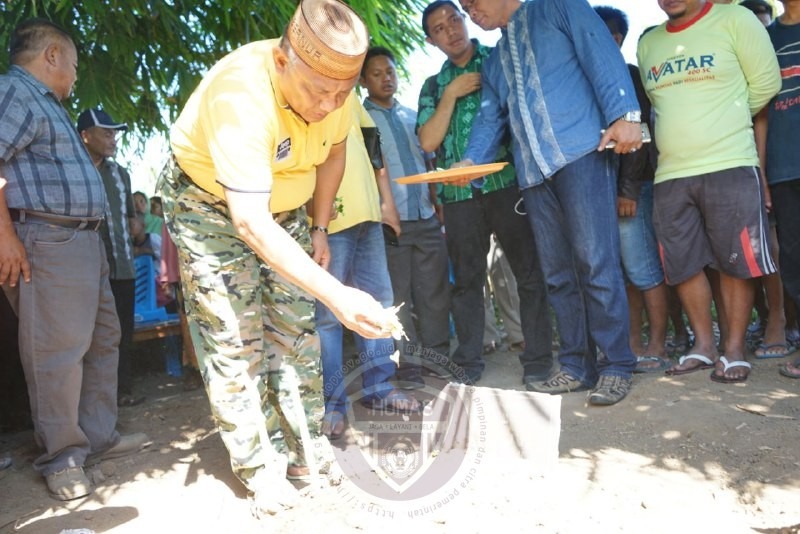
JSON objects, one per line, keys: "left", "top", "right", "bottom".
{"left": 765, "top": 18, "right": 800, "bottom": 186}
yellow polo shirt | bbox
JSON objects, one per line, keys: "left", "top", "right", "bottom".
{"left": 328, "top": 98, "right": 382, "bottom": 234}
{"left": 170, "top": 39, "right": 352, "bottom": 213}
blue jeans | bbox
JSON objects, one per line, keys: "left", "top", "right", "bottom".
{"left": 618, "top": 181, "right": 664, "bottom": 291}
{"left": 521, "top": 151, "right": 636, "bottom": 384}
{"left": 315, "top": 222, "right": 396, "bottom": 413}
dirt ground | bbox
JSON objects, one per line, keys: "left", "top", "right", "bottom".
{"left": 1, "top": 344, "right": 799, "bottom": 534}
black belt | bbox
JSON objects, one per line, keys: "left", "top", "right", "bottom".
{"left": 9, "top": 209, "right": 104, "bottom": 231}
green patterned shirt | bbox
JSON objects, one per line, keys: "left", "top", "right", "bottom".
{"left": 416, "top": 41, "right": 516, "bottom": 204}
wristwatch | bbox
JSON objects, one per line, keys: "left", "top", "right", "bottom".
{"left": 620, "top": 111, "right": 641, "bottom": 123}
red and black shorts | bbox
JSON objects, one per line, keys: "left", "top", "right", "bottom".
{"left": 653, "top": 166, "right": 775, "bottom": 285}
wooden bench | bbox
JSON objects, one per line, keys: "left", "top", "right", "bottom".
{"left": 132, "top": 318, "right": 181, "bottom": 343}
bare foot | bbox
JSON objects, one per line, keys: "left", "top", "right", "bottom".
{"left": 779, "top": 357, "right": 800, "bottom": 379}
{"left": 665, "top": 347, "right": 717, "bottom": 375}
{"left": 635, "top": 344, "right": 668, "bottom": 370}
{"left": 710, "top": 354, "right": 751, "bottom": 383}
{"left": 761, "top": 316, "right": 787, "bottom": 350}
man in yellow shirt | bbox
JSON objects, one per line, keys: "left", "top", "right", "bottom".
{"left": 158, "top": 0, "right": 391, "bottom": 518}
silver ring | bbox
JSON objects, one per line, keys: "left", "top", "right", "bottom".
{"left": 630, "top": 148, "right": 637, "bottom": 153}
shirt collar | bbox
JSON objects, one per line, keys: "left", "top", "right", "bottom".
{"left": 442, "top": 39, "right": 485, "bottom": 72}
{"left": 667, "top": 1, "right": 713, "bottom": 33}
{"left": 266, "top": 48, "right": 310, "bottom": 124}
{"left": 265, "top": 49, "right": 290, "bottom": 110}
{"left": 363, "top": 97, "right": 397, "bottom": 113}
{"left": 9, "top": 65, "right": 55, "bottom": 98}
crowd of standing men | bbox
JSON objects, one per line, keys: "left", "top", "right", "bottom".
{"left": 1, "top": 0, "right": 799, "bottom": 520}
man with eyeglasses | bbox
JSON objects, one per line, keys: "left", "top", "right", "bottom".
{"left": 454, "top": 0, "right": 642, "bottom": 405}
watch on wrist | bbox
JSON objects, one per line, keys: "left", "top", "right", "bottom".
{"left": 621, "top": 111, "right": 641, "bottom": 123}
{"left": 310, "top": 225, "right": 328, "bottom": 234}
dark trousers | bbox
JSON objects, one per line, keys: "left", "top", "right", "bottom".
{"left": 110, "top": 279, "right": 136, "bottom": 395}
{"left": 773, "top": 179, "right": 800, "bottom": 311}
{"left": 385, "top": 215, "right": 451, "bottom": 376}
{"left": 444, "top": 186, "right": 553, "bottom": 377}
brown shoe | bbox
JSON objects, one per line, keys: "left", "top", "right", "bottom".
{"left": 526, "top": 371, "right": 588, "bottom": 394}
{"left": 46, "top": 466, "right": 92, "bottom": 501}
{"left": 588, "top": 375, "right": 632, "bottom": 406}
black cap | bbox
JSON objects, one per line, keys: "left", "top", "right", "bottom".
{"left": 77, "top": 108, "right": 128, "bottom": 133}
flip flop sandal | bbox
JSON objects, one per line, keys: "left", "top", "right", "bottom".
{"left": 634, "top": 356, "right": 673, "bottom": 374}
{"left": 778, "top": 359, "right": 800, "bottom": 379}
{"left": 665, "top": 354, "right": 715, "bottom": 376}
{"left": 709, "top": 356, "right": 752, "bottom": 383}
{"left": 754, "top": 343, "right": 792, "bottom": 359}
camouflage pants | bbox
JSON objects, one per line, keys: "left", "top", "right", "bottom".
{"left": 158, "top": 158, "right": 322, "bottom": 490}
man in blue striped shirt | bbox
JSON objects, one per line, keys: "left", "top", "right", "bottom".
{"left": 457, "top": 0, "right": 642, "bottom": 405}
{"left": 0, "top": 18, "right": 146, "bottom": 501}
{"left": 417, "top": 1, "right": 554, "bottom": 388}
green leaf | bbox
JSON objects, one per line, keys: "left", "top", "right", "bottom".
{"left": 1, "top": 0, "right": 428, "bottom": 149}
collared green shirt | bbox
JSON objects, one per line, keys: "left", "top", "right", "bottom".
{"left": 416, "top": 40, "right": 516, "bottom": 204}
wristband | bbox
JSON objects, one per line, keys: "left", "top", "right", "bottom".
{"left": 310, "top": 225, "right": 328, "bottom": 234}
{"left": 620, "top": 111, "right": 641, "bottom": 123}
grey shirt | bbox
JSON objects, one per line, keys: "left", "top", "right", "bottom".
{"left": 0, "top": 65, "right": 105, "bottom": 217}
